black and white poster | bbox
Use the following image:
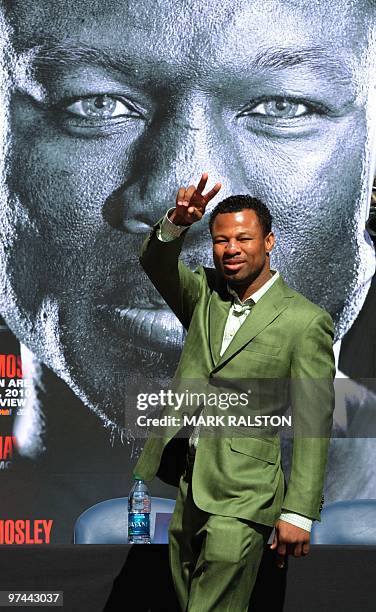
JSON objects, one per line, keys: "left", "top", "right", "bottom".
{"left": 0, "top": 0, "right": 376, "bottom": 544}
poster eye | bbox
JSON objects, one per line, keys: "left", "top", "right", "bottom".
{"left": 65, "top": 94, "right": 137, "bottom": 118}
{"left": 247, "top": 99, "right": 309, "bottom": 119}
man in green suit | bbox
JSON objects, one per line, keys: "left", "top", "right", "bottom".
{"left": 134, "top": 173, "right": 335, "bottom": 611}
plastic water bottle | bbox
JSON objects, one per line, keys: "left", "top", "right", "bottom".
{"left": 128, "top": 478, "right": 151, "bottom": 544}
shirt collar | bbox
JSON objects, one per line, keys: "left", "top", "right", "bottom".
{"left": 227, "top": 270, "right": 280, "bottom": 306}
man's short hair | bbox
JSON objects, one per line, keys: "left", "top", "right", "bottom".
{"left": 209, "top": 195, "right": 273, "bottom": 237}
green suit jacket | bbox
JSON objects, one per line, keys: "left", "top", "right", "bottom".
{"left": 134, "top": 220, "right": 335, "bottom": 527}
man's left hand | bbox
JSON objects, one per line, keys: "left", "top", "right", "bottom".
{"left": 270, "top": 519, "right": 310, "bottom": 568}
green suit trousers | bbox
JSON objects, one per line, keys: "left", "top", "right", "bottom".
{"left": 169, "top": 459, "right": 273, "bottom": 612}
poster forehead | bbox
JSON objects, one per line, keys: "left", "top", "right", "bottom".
{"left": 4, "top": 0, "right": 374, "bottom": 95}
{"left": 5, "top": 0, "right": 374, "bottom": 53}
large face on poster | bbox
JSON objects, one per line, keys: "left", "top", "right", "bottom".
{"left": 0, "top": 0, "right": 375, "bottom": 440}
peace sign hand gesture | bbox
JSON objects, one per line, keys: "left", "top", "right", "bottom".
{"left": 169, "top": 172, "right": 222, "bottom": 226}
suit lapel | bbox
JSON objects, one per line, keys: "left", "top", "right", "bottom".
{"left": 208, "top": 287, "right": 232, "bottom": 365}
{"left": 210, "top": 275, "right": 294, "bottom": 369}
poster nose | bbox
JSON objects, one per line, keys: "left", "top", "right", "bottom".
{"left": 113, "top": 95, "right": 240, "bottom": 232}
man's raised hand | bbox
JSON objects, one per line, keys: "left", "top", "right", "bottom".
{"left": 169, "top": 173, "right": 222, "bottom": 226}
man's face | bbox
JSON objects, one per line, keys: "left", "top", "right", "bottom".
{"left": 0, "top": 0, "right": 375, "bottom": 432}
{"left": 212, "top": 209, "right": 274, "bottom": 288}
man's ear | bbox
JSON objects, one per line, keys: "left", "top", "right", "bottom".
{"left": 265, "top": 231, "right": 275, "bottom": 254}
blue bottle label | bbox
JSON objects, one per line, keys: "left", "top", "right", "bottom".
{"left": 128, "top": 512, "right": 150, "bottom": 537}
